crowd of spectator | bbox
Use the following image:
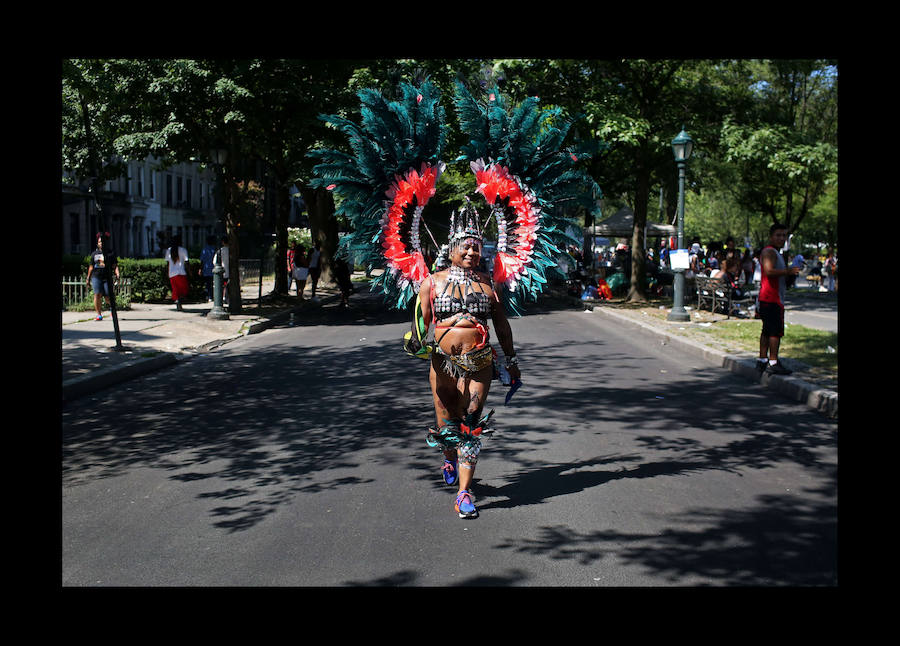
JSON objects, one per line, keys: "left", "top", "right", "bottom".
{"left": 562, "top": 234, "right": 838, "bottom": 301}
{"left": 672, "top": 236, "right": 837, "bottom": 293}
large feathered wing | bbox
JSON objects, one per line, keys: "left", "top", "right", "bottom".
{"left": 308, "top": 81, "right": 447, "bottom": 310}
{"left": 454, "top": 80, "right": 604, "bottom": 315}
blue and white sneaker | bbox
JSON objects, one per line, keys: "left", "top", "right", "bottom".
{"left": 455, "top": 489, "right": 478, "bottom": 519}
{"left": 441, "top": 458, "right": 458, "bottom": 486}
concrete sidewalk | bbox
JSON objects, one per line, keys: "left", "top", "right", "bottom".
{"left": 61, "top": 280, "right": 344, "bottom": 402}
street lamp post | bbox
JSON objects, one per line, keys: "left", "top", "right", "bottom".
{"left": 208, "top": 148, "right": 230, "bottom": 321}
{"left": 89, "top": 176, "right": 126, "bottom": 350}
{"left": 667, "top": 126, "right": 693, "bottom": 323}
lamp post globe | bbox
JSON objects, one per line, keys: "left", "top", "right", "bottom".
{"left": 667, "top": 126, "right": 693, "bottom": 323}
{"left": 671, "top": 127, "right": 694, "bottom": 164}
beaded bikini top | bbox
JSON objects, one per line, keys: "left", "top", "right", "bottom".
{"left": 433, "top": 266, "right": 491, "bottom": 323}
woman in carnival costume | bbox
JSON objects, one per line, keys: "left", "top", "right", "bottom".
{"left": 309, "top": 76, "right": 602, "bottom": 519}
{"left": 415, "top": 201, "right": 520, "bottom": 518}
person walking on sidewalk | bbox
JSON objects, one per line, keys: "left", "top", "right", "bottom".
{"left": 217, "top": 236, "right": 230, "bottom": 304}
{"left": 286, "top": 242, "right": 296, "bottom": 293}
{"left": 333, "top": 255, "right": 353, "bottom": 307}
{"left": 824, "top": 249, "right": 837, "bottom": 292}
{"left": 165, "top": 235, "right": 190, "bottom": 311}
{"left": 85, "top": 232, "right": 119, "bottom": 321}
{"left": 199, "top": 235, "right": 217, "bottom": 302}
{"left": 308, "top": 241, "right": 322, "bottom": 300}
{"left": 289, "top": 242, "right": 309, "bottom": 299}
{"left": 756, "top": 223, "right": 800, "bottom": 376}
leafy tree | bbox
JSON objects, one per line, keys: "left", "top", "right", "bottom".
{"left": 88, "top": 59, "right": 259, "bottom": 311}
{"left": 231, "top": 59, "right": 365, "bottom": 294}
{"left": 62, "top": 59, "right": 144, "bottom": 346}
{"left": 102, "top": 59, "right": 367, "bottom": 306}
{"left": 798, "top": 182, "right": 837, "bottom": 253}
{"left": 323, "top": 59, "right": 488, "bottom": 255}
{"left": 62, "top": 59, "right": 134, "bottom": 231}
{"left": 718, "top": 60, "right": 837, "bottom": 235}
{"left": 65, "top": 58, "right": 838, "bottom": 312}
{"left": 496, "top": 59, "right": 740, "bottom": 301}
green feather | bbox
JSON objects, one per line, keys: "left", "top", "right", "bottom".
{"left": 308, "top": 79, "right": 448, "bottom": 310}
{"left": 452, "top": 80, "right": 604, "bottom": 314}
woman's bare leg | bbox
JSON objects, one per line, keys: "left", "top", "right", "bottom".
{"left": 456, "top": 365, "right": 492, "bottom": 492}
{"left": 430, "top": 359, "right": 461, "bottom": 461}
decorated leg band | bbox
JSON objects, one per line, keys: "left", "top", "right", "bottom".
{"left": 424, "top": 409, "right": 495, "bottom": 453}
{"left": 458, "top": 436, "right": 481, "bottom": 466}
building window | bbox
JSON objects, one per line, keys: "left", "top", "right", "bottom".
{"left": 177, "top": 176, "right": 183, "bottom": 205}
{"left": 186, "top": 178, "right": 192, "bottom": 208}
{"left": 166, "top": 174, "right": 173, "bottom": 206}
{"left": 150, "top": 170, "right": 156, "bottom": 200}
{"left": 138, "top": 166, "right": 144, "bottom": 197}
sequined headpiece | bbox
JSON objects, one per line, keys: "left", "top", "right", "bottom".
{"left": 448, "top": 198, "right": 483, "bottom": 247}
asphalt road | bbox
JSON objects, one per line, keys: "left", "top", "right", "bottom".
{"left": 783, "top": 276, "right": 838, "bottom": 333}
{"left": 61, "top": 297, "right": 838, "bottom": 586}
{"left": 784, "top": 294, "right": 838, "bottom": 333}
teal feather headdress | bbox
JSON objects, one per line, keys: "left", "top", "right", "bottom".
{"left": 308, "top": 78, "right": 603, "bottom": 314}
{"left": 453, "top": 80, "right": 604, "bottom": 315}
{"left": 308, "top": 80, "right": 447, "bottom": 310}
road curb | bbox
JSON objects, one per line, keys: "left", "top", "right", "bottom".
{"left": 584, "top": 301, "right": 837, "bottom": 419}
{"left": 62, "top": 352, "right": 179, "bottom": 402}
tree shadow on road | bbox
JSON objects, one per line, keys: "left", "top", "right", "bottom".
{"left": 62, "top": 303, "right": 837, "bottom": 585}
{"left": 489, "top": 481, "right": 836, "bottom": 585}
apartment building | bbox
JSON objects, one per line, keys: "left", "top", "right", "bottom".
{"left": 61, "top": 156, "right": 220, "bottom": 258}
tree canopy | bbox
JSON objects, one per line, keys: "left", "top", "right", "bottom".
{"left": 62, "top": 58, "right": 838, "bottom": 305}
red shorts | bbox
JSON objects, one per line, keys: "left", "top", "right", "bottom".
{"left": 170, "top": 274, "right": 190, "bottom": 301}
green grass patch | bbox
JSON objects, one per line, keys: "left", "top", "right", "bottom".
{"left": 695, "top": 319, "right": 837, "bottom": 371}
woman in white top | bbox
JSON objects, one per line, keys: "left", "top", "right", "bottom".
{"left": 165, "top": 235, "right": 190, "bottom": 311}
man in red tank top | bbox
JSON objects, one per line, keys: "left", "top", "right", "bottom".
{"left": 757, "top": 223, "right": 800, "bottom": 375}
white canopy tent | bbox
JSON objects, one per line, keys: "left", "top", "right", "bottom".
{"left": 587, "top": 206, "right": 676, "bottom": 243}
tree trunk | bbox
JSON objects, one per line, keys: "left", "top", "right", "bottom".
{"left": 627, "top": 163, "right": 650, "bottom": 303}
{"left": 784, "top": 190, "right": 794, "bottom": 231}
{"left": 226, "top": 219, "right": 242, "bottom": 314}
{"left": 583, "top": 205, "right": 595, "bottom": 274}
{"left": 222, "top": 177, "right": 242, "bottom": 314}
{"left": 301, "top": 186, "right": 338, "bottom": 285}
{"left": 273, "top": 181, "right": 291, "bottom": 295}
